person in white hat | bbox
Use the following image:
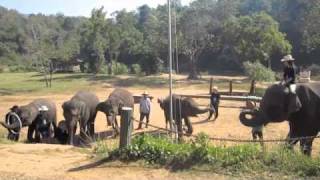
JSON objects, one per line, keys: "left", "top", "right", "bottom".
{"left": 137, "top": 91, "right": 151, "bottom": 129}
{"left": 207, "top": 86, "right": 220, "bottom": 121}
{"left": 281, "top": 54, "right": 297, "bottom": 87}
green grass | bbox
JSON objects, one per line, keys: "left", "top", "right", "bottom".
{"left": 94, "top": 134, "right": 320, "bottom": 178}
{"left": 0, "top": 72, "right": 95, "bottom": 95}
{"left": 0, "top": 72, "right": 263, "bottom": 96}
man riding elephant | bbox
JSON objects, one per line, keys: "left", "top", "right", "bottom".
{"left": 239, "top": 83, "right": 320, "bottom": 155}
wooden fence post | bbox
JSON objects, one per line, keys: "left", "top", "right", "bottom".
{"left": 229, "top": 80, "right": 233, "bottom": 95}
{"left": 209, "top": 78, "right": 213, "bottom": 94}
{"left": 249, "top": 79, "right": 256, "bottom": 95}
{"left": 119, "top": 107, "right": 133, "bottom": 149}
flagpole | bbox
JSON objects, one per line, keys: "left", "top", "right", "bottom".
{"left": 168, "top": 0, "right": 174, "bottom": 138}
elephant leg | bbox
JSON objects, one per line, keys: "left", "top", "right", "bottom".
{"left": 300, "top": 138, "right": 314, "bottom": 156}
{"left": 27, "top": 123, "right": 36, "bottom": 142}
{"left": 286, "top": 133, "right": 298, "bottom": 150}
{"left": 114, "top": 117, "right": 120, "bottom": 134}
{"left": 89, "top": 113, "right": 97, "bottom": 137}
{"left": 183, "top": 116, "right": 193, "bottom": 135}
{"left": 34, "top": 128, "right": 41, "bottom": 143}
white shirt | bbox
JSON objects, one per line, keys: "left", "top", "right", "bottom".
{"left": 140, "top": 97, "right": 151, "bottom": 114}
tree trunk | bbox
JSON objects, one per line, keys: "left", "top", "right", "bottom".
{"left": 187, "top": 52, "right": 200, "bottom": 80}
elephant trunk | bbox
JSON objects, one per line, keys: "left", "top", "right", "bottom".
{"left": 0, "top": 121, "right": 21, "bottom": 130}
{"left": 239, "top": 109, "right": 265, "bottom": 127}
{"left": 190, "top": 106, "right": 210, "bottom": 116}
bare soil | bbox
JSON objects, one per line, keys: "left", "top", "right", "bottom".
{"left": 0, "top": 83, "right": 317, "bottom": 180}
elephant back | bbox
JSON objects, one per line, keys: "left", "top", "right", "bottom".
{"left": 29, "top": 99, "right": 57, "bottom": 125}
{"left": 72, "top": 91, "right": 100, "bottom": 117}
{"left": 108, "top": 88, "right": 134, "bottom": 109}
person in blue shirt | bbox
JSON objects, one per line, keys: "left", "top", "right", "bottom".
{"left": 137, "top": 91, "right": 151, "bottom": 129}
{"left": 207, "top": 86, "right": 220, "bottom": 121}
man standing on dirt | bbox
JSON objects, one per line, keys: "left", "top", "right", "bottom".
{"left": 137, "top": 91, "right": 151, "bottom": 129}
{"left": 207, "top": 86, "right": 220, "bottom": 121}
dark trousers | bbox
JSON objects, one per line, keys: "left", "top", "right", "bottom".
{"left": 208, "top": 104, "right": 219, "bottom": 120}
{"left": 252, "top": 131, "right": 263, "bottom": 140}
{"left": 138, "top": 112, "right": 150, "bottom": 128}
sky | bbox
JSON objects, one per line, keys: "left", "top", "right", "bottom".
{"left": 0, "top": 0, "right": 193, "bottom": 17}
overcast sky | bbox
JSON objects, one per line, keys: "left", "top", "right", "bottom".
{"left": 0, "top": 0, "right": 194, "bottom": 17}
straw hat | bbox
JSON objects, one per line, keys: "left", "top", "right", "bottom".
{"left": 212, "top": 86, "right": 218, "bottom": 92}
{"left": 281, "top": 54, "right": 295, "bottom": 62}
{"left": 142, "top": 91, "right": 149, "bottom": 96}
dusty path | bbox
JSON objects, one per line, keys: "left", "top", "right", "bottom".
{"left": 0, "top": 86, "right": 317, "bottom": 179}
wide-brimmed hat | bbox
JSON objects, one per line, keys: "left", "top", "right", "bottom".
{"left": 142, "top": 91, "right": 149, "bottom": 95}
{"left": 212, "top": 86, "right": 218, "bottom": 92}
{"left": 281, "top": 54, "right": 295, "bottom": 62}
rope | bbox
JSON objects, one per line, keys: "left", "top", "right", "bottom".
{"left": 131, "top": 119, "right": 320, "bottom": 143}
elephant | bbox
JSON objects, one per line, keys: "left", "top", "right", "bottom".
{"left": 97, "top": 88, "right": 134, "bottom": 136}
{"left": 62, "top": 91, "right": 99, "bottom": 145}
{"left": 1, "top": 99, "right": 57, "bottom": 142}
{"left": 158, "top": 95, "right": 212, "bottom": 139}
{"left": 54, "top": 120, "right": 68, "bottom": 144}
{"left": 239, "top": 83, "right": 320, "bottom": 155}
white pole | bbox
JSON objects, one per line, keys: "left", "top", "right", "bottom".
{"left": 168, "top": 0, "right": 174, "bottom": 138}
{"left": 173, "top": 0, "right": 179, "bottom": 74}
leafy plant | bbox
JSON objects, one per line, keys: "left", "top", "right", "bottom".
{"left": 243, "top": 61, "right": 276, "bottom": 82}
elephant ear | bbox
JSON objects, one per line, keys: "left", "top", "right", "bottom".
{"left": 10, "top": 105, "right": 19, "bottom": 112}
{"left": 288, "top": 94, "right": 302, "bottom": 114}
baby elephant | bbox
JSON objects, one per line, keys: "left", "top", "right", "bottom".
{"left": 62, "top": 91, "right": 99, "bottom": 145}
{"left": 54, "top": 120, "right": 68, "bottom": 144}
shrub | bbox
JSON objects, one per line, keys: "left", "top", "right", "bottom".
{"left": 131, "top": 64, "right": 142, "bottom": 75}
{"left": 0, "top": 65, "right": 6, "bottom": 73}
{"left": 243, "top": 61, "right": 276, "bottom": 82}
{"left": 105, "top": 134, "right": 320, "bottom": 177}
{"left": 112, "top": 62, "right": 129, "bottom": 75}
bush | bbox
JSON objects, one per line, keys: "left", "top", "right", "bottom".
{"left": 243, "top": 61, "right": 276, "bottom": 82}
{"left": 0, "top": 65, "right": 6, "bottom": 73}
{"left": 131, "top": 64, "right": 142, "bottom": 75}
{"left": 112, "top": 62, "right": 129, "bottom": 75}
{"left": 8, "top": 65, "right": 35, "bottom": 72}
{"left": 104, "top": 134, "right": 320, "bottom": 177}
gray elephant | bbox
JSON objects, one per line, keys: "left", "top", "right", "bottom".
{"left": 1, "top": 99, "right": 57, "bottom": 142}
{"left": 158, "top": 95, "right": 211, "bottom": 139}
{"left": 54, "top": 120, "right": 68, "bottom": 144}
{"left": 97, "top": 88, "right": 134, "bottom": 135}
{"left": 239, "top": 83, "right": 320, "bottom": 155}
{"left": 62, "top": 91, "right": 99, "bottom": 145}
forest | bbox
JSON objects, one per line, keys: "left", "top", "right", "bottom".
{"left": 0, "top": 0, "right": 319, "bottom": 79}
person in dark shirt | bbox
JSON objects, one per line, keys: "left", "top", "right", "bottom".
{"left": 207, "top": 86, "right": 220, "bottom": 121}
{"left": 281, "top": 54, "right": 297, "bottom": 87}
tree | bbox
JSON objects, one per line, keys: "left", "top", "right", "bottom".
{"left": 180, "top": 4, "right": 212, "bottom": 79}
{"left": 80, "top": 7, "right": 108, "bottom": 74}
{"left": 220, "top": 12, "right": 292, "bottom": 68}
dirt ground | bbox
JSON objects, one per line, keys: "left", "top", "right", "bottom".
{"left": 0, "top": 85, "right": 316, "bottom": 180}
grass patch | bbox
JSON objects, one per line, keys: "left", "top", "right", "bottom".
{"left": 94, "top": 133, "right": 320, "bottom": 177}
{"left": 0, "top": 72, "right": 267, "bottom": 96}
